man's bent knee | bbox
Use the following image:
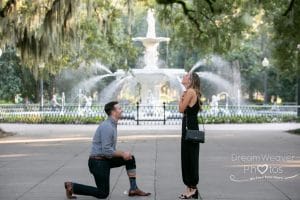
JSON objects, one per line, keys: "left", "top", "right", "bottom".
{"left": 127, "top": 155, "right": 136, "bottom": 164}
{"left": 95, "top": 190, "right": 109, "bottom": 199}
{"left": 125, "top": 155, "right": 136, "bottom": 171}
{"left": 130, "top": 155, "right": 135, "bottom": 161}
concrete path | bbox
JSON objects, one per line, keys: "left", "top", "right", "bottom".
{"left": 0, "top": 123, "right": 299, "bottom": 200}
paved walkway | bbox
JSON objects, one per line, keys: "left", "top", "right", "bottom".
{"left": 0, "top": 123, "right": 300, "bottom": 200}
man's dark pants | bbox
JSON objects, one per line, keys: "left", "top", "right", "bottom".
{"left": 72, "top": 156, "right": 136, "bottom": 199}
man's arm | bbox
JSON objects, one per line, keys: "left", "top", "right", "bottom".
{"left": 113, "top": 150, "right": 132, "bottom": 160}
{"left": 113, "top": 150, "right": 124, "bottom": 158}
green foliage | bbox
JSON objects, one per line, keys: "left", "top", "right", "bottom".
{"left": 0, "top": 54, "right": 21, "bottom": 101}
{"left": 199, "top": 115, "right": 298, "bottom": 124}
{"left": 78, "top": 16, "right": 138, "bottom": 71}
{"left": 0, "top": 47, "right": 37, "bottom": 102}
{"left": 0, "top": 0, "right": 299, "bottom": 104}
{"left": 153, "top": 0, "right": 298, "bottom": 102}
{"left": 227, "top": 43, "right": 262, "bottom": 94}
{"left": 1, "top": 113, "right": 105, "bottom": 124}
{"left": 0, "top": 113, "right": 296, "bottom": 124}
{"left": 261, "top": 1, "right": 300, "bottom": 73}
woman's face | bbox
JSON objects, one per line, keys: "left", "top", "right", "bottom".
{"left": 182, "top": 73, "right": 191, "bottom": 87}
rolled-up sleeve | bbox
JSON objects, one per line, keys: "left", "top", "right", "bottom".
{"left": 100, "top": 124, "right": 116, "bottom": 158}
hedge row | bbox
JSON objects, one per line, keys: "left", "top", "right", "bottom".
{"left": 0, "top": 114, "right": 105, "bottom": 124}
{"left": 0, "top": 114, "right": 298, "bottom": 124}
{"left": 199, "top": 115, "right": 298, "bottom": 124}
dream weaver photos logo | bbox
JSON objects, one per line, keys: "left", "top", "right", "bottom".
{"left": 229, "top": 153, "right": 299, "bottom": 182}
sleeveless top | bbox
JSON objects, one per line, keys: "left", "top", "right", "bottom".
{"left": 182, "top": 99, "right": 200, "bottom": 138}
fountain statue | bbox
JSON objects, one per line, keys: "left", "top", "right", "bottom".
{"left": 61, "top": 92, "right": 65, "bottom": 114}
{"left": 132, "top": 9, "right": 170, "bottom": 69}
{"left": 209, "top": 92, "right": 231, "bottom": 115}
{"left": 99, "top": 9, "right": 185, "bottom": 105}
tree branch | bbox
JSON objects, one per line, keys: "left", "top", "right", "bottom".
{"left": 156, "top": 0, "right": 217, "bottom": 33}
{"left": 175, "top": 0, "right": 203, "bottom": 33}
{"left": 283, "top": 0, "right": 295, "bottom": 16}
{"left": 204, "top": 0, "right": 214, "bottom": 13}
{"left": 197, "top": 9, "right": 217, "bottom": 27}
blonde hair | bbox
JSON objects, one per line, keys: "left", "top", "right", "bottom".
{"left": 189, "top": 72, "right": 203, "bottom": 111}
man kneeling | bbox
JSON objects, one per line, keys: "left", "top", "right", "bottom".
{"left": 64, "top": 101, "right": 151, "bottom": 199}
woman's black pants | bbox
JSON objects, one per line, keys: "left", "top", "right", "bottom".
{"left": 181, "top": 139, "right": 199, "bottom": 187}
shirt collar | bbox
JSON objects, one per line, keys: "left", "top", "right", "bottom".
{"left": 108, "top": 116, "right": 118, "bottom": 127}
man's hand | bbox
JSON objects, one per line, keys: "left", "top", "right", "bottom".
{"left": 113, "top": 150, "right": 132, "bottom": 160}
{"left": 122, "top": 151, "right": 132, "bottom": 161}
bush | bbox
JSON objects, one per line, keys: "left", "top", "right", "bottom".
{"left": 0, "top": 113, "right": 297, "bottom": 124}
{"left": 0, "top": 113, "right": 105, "bottom": 124}
{"left": 199, "top": 115, "right": 298, "bottom": 124}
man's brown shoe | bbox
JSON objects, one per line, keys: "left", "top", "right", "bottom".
{"left": 128, "top": 188, "right": 151, "bottom": 197}
{"left": 64, "top": 182, "right": 77, "bottom": 199}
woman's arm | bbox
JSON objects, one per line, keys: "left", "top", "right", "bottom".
{"left": 179, "top": 89, "right": 194, "bottom": 113}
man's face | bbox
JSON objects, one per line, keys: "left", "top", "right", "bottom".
{"left": 111, "top": 104, "right": 123, "bottom": 120}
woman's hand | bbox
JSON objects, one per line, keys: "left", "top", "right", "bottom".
{"left": 179, "top": 89, "right": 194, "bottom": 113}
{"left": 180, "top": 91, "right": 187, "bottom": 102}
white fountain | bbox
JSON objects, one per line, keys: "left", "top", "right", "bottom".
{"left": 132, "top": 9, "right": 170, "bottom": 70}
{"left": 104, "top": 9, "right": 186, "bottom": 105}
{"left": 96, "top": 9, "right": 238, "bottom": 111}
{"left": 209, "top": 92, "right": 231, "bottom": 115}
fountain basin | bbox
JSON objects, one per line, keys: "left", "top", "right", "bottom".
{"left": 114, "top": 68, "right": 185, "bottom": 105}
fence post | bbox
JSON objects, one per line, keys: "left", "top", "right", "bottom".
{"left": 136, "top": 102, "right": 139, "bottom": 125}
{"left": 163, "top": 102, "right": 166, "bottom": 125}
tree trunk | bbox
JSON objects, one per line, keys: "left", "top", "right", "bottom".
{"left": 127, "top": 0, "right": 133, "bottom": 36}
{"left": 231, "top": 60, "right": 241, "bottom": 104}
{"left": 249, "top": 87, "right": 254, "bottom": 101}
{"left": 47, "top": 74, "right": 56, "bottom": 99}
{"left": 35, "top": 79, "right": 40, "bottom": 103}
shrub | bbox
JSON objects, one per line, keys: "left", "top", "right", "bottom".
{"left": 198, "top": 115, "right": 298, "bottom": 124}
{"left": 0, "top": 113, "right": 105, "bottom": 124}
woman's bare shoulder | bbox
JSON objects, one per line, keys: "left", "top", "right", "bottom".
{"left": 186, "top": 88, "right": 196, "bottom": 95}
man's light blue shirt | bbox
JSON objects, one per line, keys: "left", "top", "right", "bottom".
{"left": 90, "top": 116, "right": 117, "bottom": 158}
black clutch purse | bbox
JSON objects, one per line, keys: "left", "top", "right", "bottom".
{"left": 185, "top": 114, "right": 205, "bottom": 143}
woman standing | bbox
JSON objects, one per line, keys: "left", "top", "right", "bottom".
{"left": 179, "top": 72, "right": 202, "bottom": 199}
